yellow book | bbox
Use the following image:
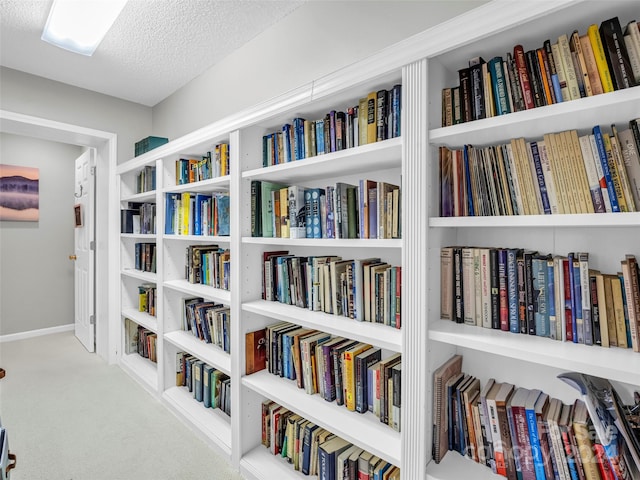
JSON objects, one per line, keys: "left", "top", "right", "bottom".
{"left": 567, "top": 129, "right": 595, "bottom": 213}
{"left": 181, "top": 192, "right": 191, "bottom": 235}
{"left": 358, "top": 97, "right": 368, "bottom": 146}
{"left": 343, "top": 342, "right": 372, "bottom": 411}
{"left": 366, "top": 91, "right": 377, "bottom": 144}
{"left": 609, "top": 274, "right": 628, "bottom": 348}
{"left": 220, "top": 143, "right": 229, "bottom": 176}
{"left": 279, "top": 187, "right": 289, "bottom": 238}
{"left": 587, "top": 24, "right": 615, "bottom": 93}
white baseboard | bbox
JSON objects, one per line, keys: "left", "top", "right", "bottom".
{"left": 0, "top": 324, "right": 74, "bottom": 343}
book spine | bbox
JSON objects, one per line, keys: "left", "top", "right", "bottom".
{"left": 514, "top": 45, "right": 535, "bottom": 109}
{"left": 489, "top": 57, "right": 510, "bottom": 115}
{"left": 592, "top": 126, "right": 620, "bottom": 211}
{"left": 587, "top": 24, "right": 615, "bottom": 92}
{"left": 507, "top": 249, "right": 519, "bottom": 333}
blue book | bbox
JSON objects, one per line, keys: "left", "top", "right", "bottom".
{"left": 529, "top": 141, "right": 551, "bottom": 214}
{"left": 165, "top": 193, "right": 179, "bottom": 234}
{"left": 524, "top": 390, "right": 547, "bottom": 480}
{"left": 281, "top": 124, "right": 292, "bottom": 162}
{"left": 488, "top": 56, "right": 511, "bottom": 115}
{"left": 325, "top": 185, "right": 335, "bottom": 239}
{"left": 315, "top": 120, "right": 325, "bottom": 155}
{"left": 547, "top": 257, "right": 557, "bottom": 340}
{"left": 304, "top": 189, "right": 313, "bottom": 238}
{"left": 463, "top": 145, "right": 475, "bottom": 216}
{"left": 301, "top": 423, "right": 319, "bottom": 475}
{"left": 215, "top": 193, "right": 230, "bottom": 236}
{"left": 592, "top": 125, "right": 620, "bottom": 212}
{"left": 309, "top": 188, "right": 325, "bottom": 239}
{"left": 292, "top": 117, "right": 306, "bottom": 160}
{"left": 567, "top": 253, "right": 578, "bottom": 342}
{"left": 203, "top": 364, "right": 215, "bottom": 408}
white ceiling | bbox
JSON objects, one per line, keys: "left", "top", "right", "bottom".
{"left": 0, "top": 0, "right": 305, "bottom": 107}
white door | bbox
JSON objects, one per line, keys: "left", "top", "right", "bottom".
{"left": 73, "top": 149, "right": 96, "bottom": 352}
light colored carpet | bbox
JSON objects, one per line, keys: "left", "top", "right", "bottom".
{"left": 0, "top": 331, "right": 245, "bottom": 480}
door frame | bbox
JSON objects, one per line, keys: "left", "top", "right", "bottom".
{"left": 0, "top": 109, "right": 119, "bottom": 364}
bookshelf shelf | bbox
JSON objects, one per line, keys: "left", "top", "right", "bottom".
{"left": 164, "top": 330, "right": 231, "bottom": 374}
{"left": 426, "top": 452, "right": 503, "bottom": 480}
{"left": 241, "top": 137, "right": 402, "bottom": 184}
{"left": 240, "top": 447, "right": 307, "bottom": 480}
{"left": 429, "top": 320, "right": 640, "bottom": 386}
{"left": 163, "top": 175, "right": 230, "bottom": 194}
{"left": 241, "top": 237, "right": 402, "bottom": 248}
{"left": 163, "top": 279, "right": 231, "bottom": 304}
{"left": 120, "top": 268, "right": 157, "bottom": 283}
{"left": 242, "top": 370, "right": 401, "bottom": 466}
{"left": 163, "top": 234, "right": 231, "bottom": 243}
{"left": 429, "top": 86, "right": 640, "bottom": 147}
{"left": 121, "top": 190, "right": 156, "bottom": 203}
{"left": 429, "top": 212, "right": 640, "bottom": 228}
{"left": 242, "top": 300, "right": 402, "bottom": 352}
{"left": 120, "top": 233, "right": 156, "bottom": 240}
{"left": 120, "top": 352, "right": 158, "bottom": 392}
{"left": 121, "top": 308, "right": 158, "bottom": 332}
{"left": 162, "top": 386, "right": 232, "bottom": 456}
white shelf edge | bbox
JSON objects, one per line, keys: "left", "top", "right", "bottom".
{"left": 242, "top": 370, "right": 401, "bottom": 466}
{"left": 120, "top": 268, "right": 157, "bottom": 283}
{"left": 241, "top": 237, "right": 402, "bottom": 248}
{"left": 162, "top": 175, "right": 230, "bottom": 194}
{"left": 164, "top": 330, "right": 231, "bottom": 374}
{"left": 163, "top": 279, "right": 231, "bottom": 304}
{"left": 242, "top": 137, "right": 402, "bottom": 180}
{"left": 119, "top": 353, "right": 158, "bottom": 393}
{"left": 240, "top": 447, "right": 305, "bottom": 480}
{"left": 429, "top": 212, "right": 640, "bottom": 228}
{"left": 121, "top": 308, "right": 158, "bottom": 333}
{"left": 120, "top": 233, "right": 157, "bottom": 240}
{"left": 426, "top": 452, "right": 503, "bottom": 480}
{"left": 429, "top": 320, "right": 640, "bottom": 386}
{"left": 121, "top": 190, "right": 156, "bottom": 203}
{"left": 162, "top": 386, "right": 232, "bottom": 456}
{"left": 242, "top": 299, "right": 402, "bottom": 352}
{"left": 163, "top": 234, "right": 231, "bottom": 243}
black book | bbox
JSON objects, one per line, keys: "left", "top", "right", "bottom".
{"left": 523, "top": 250, "right": 538, "bottom": 335}
{"left": 599, "top": 16, "right": 636, "bottom": 89}
{"left": 453, "top": 247, "right": 464, "bottom": 323}
{"left": 525, "top": 49, "right": 545, "bottom": 107}
{"left": 458, "top": 67, "right": 473, "bottom": 123}
{"left": 489, "top": 248, "right": 500, "bottom": 329}
{"left": 376, "top": 89, "right": 388, "bottom": 142}
{"left": 469, "top": 56, "right": 486, "bottom": 120}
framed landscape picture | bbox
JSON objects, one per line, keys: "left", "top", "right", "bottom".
{"left": 0, "top": 164, "right": 40, "bottom": 221}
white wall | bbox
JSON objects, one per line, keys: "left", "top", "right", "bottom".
{"left": 152, "top": 1, "right": 487, "bottom": 140}
{"left": 0, "top": 133, "right": 82, "bottom": 335}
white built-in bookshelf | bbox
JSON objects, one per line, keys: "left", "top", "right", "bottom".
{"left": 114, "top": 1, "right": 640, "bottom": 478}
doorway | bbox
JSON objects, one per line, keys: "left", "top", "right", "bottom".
{"left": 0, "top": 110, "right": 118, "bottom": 364}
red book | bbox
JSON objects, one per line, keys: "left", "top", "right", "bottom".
{"left": 514, "top": 45, "right": 535, "bottom": 109}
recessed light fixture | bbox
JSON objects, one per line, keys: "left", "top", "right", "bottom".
{"left": 41, "top": 0, "right": 128, "bottom": 56}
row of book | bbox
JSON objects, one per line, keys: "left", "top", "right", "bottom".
{"left": 262, "top": 85, "right": 401, "bottom": 167}
{"left": 184, "top": 244, "right": 230, "bottom": 290}
{"left": 138, "top": 283, "right": 157, "bottom": 317}
{"left": 121, "top": 202, "right": 156, "bottom": 234}
{"left": 439, "top": 120, "right": 640, "bottom": 217}
{"left": 440, "top": 246, "right": 640, "bottom": 351}
{"left": 254, "top": 321, "right": 401, "bottom": 431}
{"left": 135, "top": 164, "right": 155, "bottom": 194}
{"left": 175, "top": 143, "right": 229, "bottom": 185}
{"left": 262, "top": 251, "right": 401, "bottom": 328}
{"left": 251, "top": 180, "right": 401, "bottom": 240}
{"left": 182, "top": 297, "right": 230, "bottom": 354}
{"left": 176, "top": 351, "right": 230, "bottom": 416}
{"left": 164, "top": 191, "right": 230, "bottom": 236}
{"left": 262, "top": 400, "right": 401, "bottom": 480}
{"left": 432, "top": 355, "right": 640, "bottom": 479}
{"left": 134, "top": 242, "right": 156, "bottom": 273}
{"left": 124, "top": 318, "right": 157, "bottom": 363}
{"left": 441, "top": 16, "right": 639, "bottom": 127}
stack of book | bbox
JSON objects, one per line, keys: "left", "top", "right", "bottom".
{"left": 262, "top": 85, "right": 401, "bottom": 167}
{"left": 176, "top": 352, "right": 230, "bottom": 415}
{"left": 175, "top": 142, "right": 230, "bottom": 184}
{"left": 138, "top": 283, "right": 157, "bottom": 317}
{"left": 262, "top": 251, "right": 401, "bottom": 329}
{"left": 165, "top": 191, "right": 230, "bottom": 236}
{"left": 254, "top": 322, "right": 401, "bottom": 431}
{"left": 432, "top": 355, "right": 640, "bottom": 479}
{"left": 134, "top": 242, "right": 156, "bottom": 273}
{"left": 441, "top": 16, "right": 639, "bottom": 126}
{"left": 440, "top": 246, "right": 640, "bottom": 352}
{"left": 121, "top": 202, "right": 157, "bottom": 234}
{"left": 182, "top": 297, "right": 230, "bottom": 353}
{"left": 439, "top": 120, "right": 640, "bottom": 217}
{"left": 124, "top": 318, "right": 157, "bottom": 363}
{"left": 184, "top": 244, "right": 230, "bottom": 290}
{"left": 250, "top": 180, "right": 400, "bottom": 240}
{"left": 261, "top": 400, "right": 400, "bottom": 479}
{"left": 135, "top": 164, "right": 155, "bottom": 193}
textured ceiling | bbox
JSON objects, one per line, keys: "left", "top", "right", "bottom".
{"left": 0, "top": 0, "right": 305, "bottom": 106}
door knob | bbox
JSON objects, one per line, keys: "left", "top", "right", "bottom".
{"left": 69, "top": 255, "right": 77, "bottom": 260}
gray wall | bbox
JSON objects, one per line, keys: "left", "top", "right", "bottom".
{"left": 0, "top": 133, "right": 82, "bottom": 335}
{"left": 153, "top": 1, "right": 486, "bottom": 140}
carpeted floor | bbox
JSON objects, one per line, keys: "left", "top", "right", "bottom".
{"left": 0, "top": 331, "right": 245, "bottom": 480}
